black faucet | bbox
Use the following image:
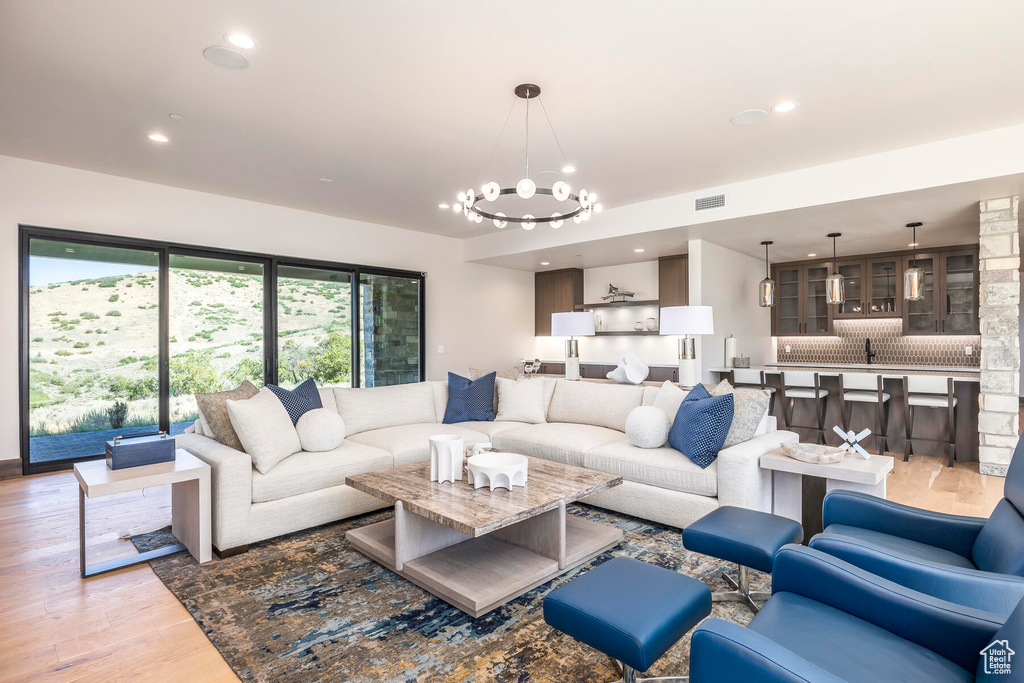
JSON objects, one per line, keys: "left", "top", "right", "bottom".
{"left": 865, "top": 338, "right": 876, "bottom": 365}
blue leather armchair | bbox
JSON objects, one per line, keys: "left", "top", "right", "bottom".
{"left": 689, "top": 545, "right": 1016, "bottom": 682}
{"left": 809, "top": 437, "right": 1024, "bottom": 617}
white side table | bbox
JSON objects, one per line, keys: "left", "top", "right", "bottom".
{"left": 74, "top": 449, "right": 211, "bottom": 578}
{"left": 759, "top": 448, "right": 894, "bottom": 524}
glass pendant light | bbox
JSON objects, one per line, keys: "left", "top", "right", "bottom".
{"left": 904, "top": 222, "right": 925, "bottom": 301}
{"left": 759, "top": 240, "right": 775, "bottom": 307}
{"left": 825, "top": 232, "right": 845, "bottom": 305}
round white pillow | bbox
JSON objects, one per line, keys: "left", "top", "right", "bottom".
{"left": 295, "top": 408, "right": 346, "bottom": 452}
{"left": 625, "top": 406, "right": 671, "bottom": 449}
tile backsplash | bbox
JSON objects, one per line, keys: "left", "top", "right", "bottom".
{"left": 776, "top": 318, "right": 981, "bottom": 367}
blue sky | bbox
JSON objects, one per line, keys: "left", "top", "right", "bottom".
{"left": 30, "top": 258, "right": 157, "bottom": 287}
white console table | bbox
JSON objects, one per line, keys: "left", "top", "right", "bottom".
{"left": 760, "top": 449, "right": 894, "bottom": 524}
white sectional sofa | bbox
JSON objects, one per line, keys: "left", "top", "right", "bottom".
{"left": 176, "top": 378, "right": 798, "bottom": 556}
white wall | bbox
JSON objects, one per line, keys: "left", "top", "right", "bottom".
{"left": 689, "top": 240, "right": 773, "bottom": 383}
{"left": 0, "top": 155, "right": 534, "bottom": 463}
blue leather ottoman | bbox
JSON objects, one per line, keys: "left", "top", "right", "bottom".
{"left": 544, "top": 556, "right": 711, "bottom": 683}
{"left": 683, "top": 506, "right": 803, "bottom": 613}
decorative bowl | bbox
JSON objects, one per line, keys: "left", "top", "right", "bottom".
{"left": 780, "top": 442, "right": 845, "bottom": 464}
{"left": 466, "top": 452, "right": 528, "bottom": 491}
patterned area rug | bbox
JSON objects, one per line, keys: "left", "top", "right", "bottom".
{"left": 134, "top": 505, "right": 766, "bottom": 682}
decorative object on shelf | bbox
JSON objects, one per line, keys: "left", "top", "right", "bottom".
{"left": 759, "top": 240, "right": 775, "bottom": 307}
{"left": 724, "top": 334, "right": 738, "bottom": 367}
{"left": 660, "top": 305, "right": 714, "bottom": 387}
{"left": 825, "top": 232, "right": 845, "bottom": 305}
{"left": 872, "top": 266, "right": 897, "bottom": 313}
{"left": 904, "top": 222, "right": 925, "bottom": 301}
{"left": 518, "top": 358, "right": 542, "bottom": 377}
{"left": 551, "top": 312, "right": 595, "bottom": 381}
{"left": 606, "top": 349, "right": 650, "bottom": 384}
{"left": 733, "top": 354, "right": 751, "bottom": 368}
{"left": 780, "top": 442, "right": 846, "bottom": 464}
{"left": 469, "top": 442, "right": 493, "bottom": 457}
{"left": 595, "top": 313, "right": 603, "bottom": 332}
{"left": 634, "top": 321, "right": 644, "bottom": 331}
{"left": 645, "top": 317, "right": 657, "bottom": 331}
{"left": 452, "top": 84, "right": 600, "bottom": 230}
{"left": 833, "top": 425, "right": 872, "bottom": 460}
{"left": 105, "top": 432, "right": 175, "bottom": 470}
{"left": 429, "top": 434, "right": 464, "bottom": 483}
{"left": 466, "top": 452, "right": 529, "bottom": 490}
{"left": 601, "top": 283, "right": 635, "bottom": 302}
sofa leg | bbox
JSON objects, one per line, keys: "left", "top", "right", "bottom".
{"left": 213, "top": 543, "right": 249, "bottom": 559}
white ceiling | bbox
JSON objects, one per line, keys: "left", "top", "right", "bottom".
{"left": 3, "top": 1, "right": 1024, "bottom": 240}
{"left": 473, "top": 175, "right": 1024, "bottom": 271}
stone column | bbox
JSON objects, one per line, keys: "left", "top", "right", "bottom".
{"left": 978, "top": 195, "right": 1020, "bottom": 476}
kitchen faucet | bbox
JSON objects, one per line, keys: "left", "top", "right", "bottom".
{"left": 865, "top": 338, "right": 876, "bottom": 365}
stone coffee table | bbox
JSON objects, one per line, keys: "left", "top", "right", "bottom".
{"left": 345, "top": 457, "right": 623, "bottom": 617}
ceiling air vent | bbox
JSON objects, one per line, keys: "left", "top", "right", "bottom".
{"left": 694, "top": 193, "right": 726, "bottom": 211}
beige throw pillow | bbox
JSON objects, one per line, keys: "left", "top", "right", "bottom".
{"left": 710, "top": 379, "right": 771, "bottom": 448}
{"left": 652, "top": 380, "right": 687, "bottom": 427}
{"left": 495, "top": 377, "right": 547, "bottom": 424}
{"left": 226, "top": 388, "right": 302, "bottom": 474}
{"left": 194, "top": 380, "right": 259, "bottom": 450}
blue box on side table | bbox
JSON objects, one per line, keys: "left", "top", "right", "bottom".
{"left": 105, "top": 432, "right": 176, "bottom": 469}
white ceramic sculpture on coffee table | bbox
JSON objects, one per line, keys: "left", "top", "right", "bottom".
{"left": 466, "top": 452, "right": 529, "bottom": 491}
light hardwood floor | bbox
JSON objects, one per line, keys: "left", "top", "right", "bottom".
{"left": 0, "top": 453, "right": 1008, "bottom": 682}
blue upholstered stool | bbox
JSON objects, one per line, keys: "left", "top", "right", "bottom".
{"left": 682, "top": 506, "right": 803, "bottom": 613}
{"left": 544, "top": 556, "right": 711, "bottom": 683}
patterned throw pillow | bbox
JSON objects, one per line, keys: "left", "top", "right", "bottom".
{"left": 709, "top": 379, "right": 771, "bottom": 448}
{"left": 195, "top": 380, "right": 259, "bottom": 450}
{"left": 443, "top": 372, "right": 496, "bottom": 423}
{"left": 667, "top": 390, "right": 734, "bottom": 469}
{"left": 469, "top": 366, "right": 518, "bottom": 411}
{"left": 268, "top": 378, "right": 323, "bottom": 425}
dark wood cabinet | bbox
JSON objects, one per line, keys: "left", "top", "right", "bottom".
{"left": 771, "top": 262, "right": 833, "bottom": 335}
{"left": 534, "top": 268, "right": 584, "bottom": 336}
{"left": 832, "top": 259, "right": 866, "bottom": 319}
{"left": 658, "top": 255, "right": 688, "bottom": 308}
{"left": 938, "top": 249, "right": 979, "bottom": 334}
{"left": 866, "top": 256, "right": 902, "bottom": 317}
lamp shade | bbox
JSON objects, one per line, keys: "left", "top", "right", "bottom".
{"left": 659, "top": 306, "right": 714, "bottom": 336}
{"left": 551, "top": 311, "right": 595, "bottom": 337}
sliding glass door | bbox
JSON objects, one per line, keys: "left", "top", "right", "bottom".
{"left": 20, "top": 227, "right": 424, "bottom": 473}
{"left": 26, "top": 238, "right": 160, "bottom": 465}
{"left": 277, "top": 265, "right": 354, "bottom": 388}
{"left": 168, "top": 253, "right": 267, "bottom": 434}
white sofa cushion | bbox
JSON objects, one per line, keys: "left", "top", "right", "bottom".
{"left": 226, "top": 387, "right": 302, "bottom": 474}
{"left": 495, "top": 378, "right": 547, "bottom": 423}
{"left": 318, "top": 387, "right": 339, "bottom": 414}
{"left": 429, "top": 380, "right": 448, "bottom": 422}
{"left": 642, "top": 386, "right": 660, "bottom": 406}
{"left": 547, "top": 380, "right": 645, "bottom": 432}
{"left": 585, "top": 441, "right": 718, "bottom": 498}
{"left": 491, "top": 423, "right": 628, "bottom": 467}
{"left": 295, "top": 408, "right": 346, "bottom": 452}
{"left": 333, "top": 382, "right": 437, "bottom": 436}
{"left": 347, "top": 423, "right": 488, "bottom": 466}
{"left": 453, "top": 421, "right": 530, "bottom": 438}
{"left": 251, "top": 440, "right": 393, "bottom": 503}
{"left": 652, "top": 380, "right": 687, "bottom": 426}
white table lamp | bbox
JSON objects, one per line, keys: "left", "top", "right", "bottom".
{"left": 551, "top": 311, "right": 596, "bottom": 381}
{"left": 660, "top": 306, "right": 714, "bottom": 387}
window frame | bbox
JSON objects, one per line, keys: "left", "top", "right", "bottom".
{"left": 18, "top": 225, "right": 426, "bottom": 475}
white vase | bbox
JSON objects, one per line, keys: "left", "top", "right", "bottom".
{"left": 429, "top": 434, "right": 464, "bottom": 483}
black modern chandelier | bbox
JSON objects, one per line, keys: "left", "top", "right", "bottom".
{"left": 453, "top": 84, "right": 600, "bottom": 230}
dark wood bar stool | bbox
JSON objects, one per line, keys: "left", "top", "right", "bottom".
{"left": 779, "top": 371, "right": 828, "bottom": 444}
{"left": 730, "top": 368, "right": 776, "bottom": 415}
{"left": 903, "top": 375, "right": 957, "bottom": 467}
{"left": 838, "top": 373, "right": 891, "bottom": 454}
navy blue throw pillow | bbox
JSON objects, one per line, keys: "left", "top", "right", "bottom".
{"left": 684, "top": 384, "right": 711, "bottom": 402}
{"left": 268, "top": 378, "right": 323, "bottom": 425}
{"left": 443, "top": 372, "right": 496, "bottom": 424}
{"left": 668, "top": 392, "right": 734, "bottom": 469}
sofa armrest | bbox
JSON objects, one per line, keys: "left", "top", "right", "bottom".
{"left": 176, "top": 433, "right": 252, "bottom": 552}
{"left": 772, "top": 545, "right": 1003, "bottom": 673}
{"left": 821, "top": 489, "right": 987, "bottom": 558}
{"left": 690, "top": 619, "right": 845, "bottom": 683}
{"left": 717, "top": 430, "right": 799, "bottom": 512}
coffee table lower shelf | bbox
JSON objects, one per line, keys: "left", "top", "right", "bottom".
{"left": 346, "top": 513, "right": 622, "bottom": 617}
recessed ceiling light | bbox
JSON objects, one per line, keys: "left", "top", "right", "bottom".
{"left": 807, "top": 253, "right": 817, "bottom": 257}
{"left": 561, "top": 165, "right": 576, "bottom": 174}
{"left": 634, "top": 248, "right": 645, "bottom": 253}
{"left": 318, "top": 177, "right": 333, "bottom": 183}
{"left": 225, "top": 32, "right": 258, "bottom": 49}
{"left": 540, "top": 261, "right": 550, "bottom": 266}
{"left": 203, "top": 45, "right": 249, "bottom": 70}
{"left": 438, "top": 203, "right": 450, "bottom": 209}
{"left": 772, "top": 101, "right": 799, "bottom": 113}
{"left": 731, "top": 109, "right": 768, "bottom": 125}
{"left": 148, "top": 133, "right": 169, "bottom": 142}
{"left": 168, "top": 113, "right": 183, "bottom": 120}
